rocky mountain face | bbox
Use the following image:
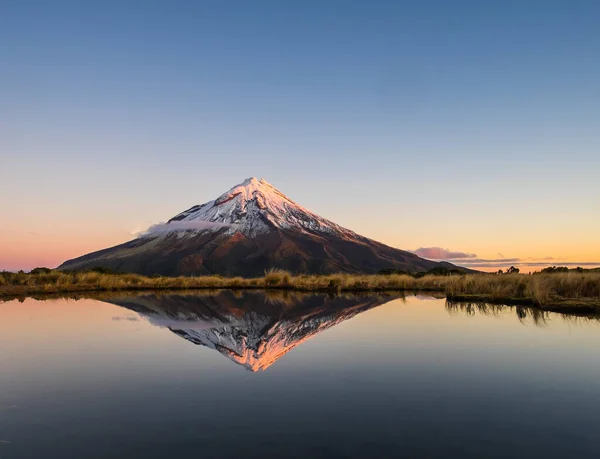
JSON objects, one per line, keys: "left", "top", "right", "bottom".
{"left": 59, "top": 177, "right": 461, "bottom": 276}
{"left": 107, "top": 290, "right": 399, "bottom": 372}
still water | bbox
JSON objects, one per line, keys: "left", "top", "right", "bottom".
{"left": 1, "top": 291, "right": 599, "bottom": 458}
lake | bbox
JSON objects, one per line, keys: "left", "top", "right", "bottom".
{"left": 1, "top": 291, "right": 599, "bottom": 458}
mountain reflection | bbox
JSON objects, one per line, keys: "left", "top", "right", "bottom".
{"left": 106, "top": 291, "right": 401, "bottom": 371}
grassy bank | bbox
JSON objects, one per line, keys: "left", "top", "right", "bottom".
{"left": 1, "top": 270, "right": 599, "bottom": 312}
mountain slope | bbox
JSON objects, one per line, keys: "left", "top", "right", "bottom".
{"left": 59, "top": 177, "right": 463, "bottom": 276}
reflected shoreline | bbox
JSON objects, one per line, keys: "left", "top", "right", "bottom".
{"left": 446, "top": 300, "right": 600, "bottom": 325}
{"left": 2, "top": 289, "right": 597, "bottom": 373}
{"left": 106, "top": 291, "right": 598, "bottom": 370}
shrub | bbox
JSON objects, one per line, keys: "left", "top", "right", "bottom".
{"left": 264, "top": 269, "right": 290, "bottom": 286}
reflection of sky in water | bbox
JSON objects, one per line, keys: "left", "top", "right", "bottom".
{"left": 0, "top": 294, "right": 599, "bottom": 458}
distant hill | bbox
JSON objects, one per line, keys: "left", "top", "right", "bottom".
{"left": 59, "top": 177, "right": 469, "bottom": 277}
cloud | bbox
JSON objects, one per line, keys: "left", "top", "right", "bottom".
{"left": 451, "top": 258, "right": 521, "bottom": 264}
{"left": 413, "top": 247, "right": 476, "bottom": 260}
{"left": 519, "top": 261, "right": 600, "bottom": 267}
{"left": 137, "top": 221, "right": 237, "bottom": 237}
{"left": 147, "top": 316, "right": 232, "bottom": 331}
{"left": 454, "top": 260, "right": 600, "bottom": 268}
{"left": 111, "top": 316, "right": 140, "bottom": 322}
{"left": 413, "top": 248, "right": 600, "bottom": 270}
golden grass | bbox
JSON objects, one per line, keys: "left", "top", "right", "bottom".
{"left": 0, "top": 271, "right": 599, "bottom": 310}
{"left": 443, "top": 273, "right": 600, "bottom": 304}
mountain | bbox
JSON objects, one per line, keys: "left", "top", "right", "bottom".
{"left": 59, "top": 177, "right": 464, "bottom": 276}
{"left": 106, "top": 290, "right": 399, "bottom": 371}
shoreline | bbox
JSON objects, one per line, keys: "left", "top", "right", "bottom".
{"left": 1, "top": 270, "right": 599, "bottom": 315}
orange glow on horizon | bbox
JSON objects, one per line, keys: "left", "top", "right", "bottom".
{"left": 1, "top": 226, "right": 599, "bottom": 273}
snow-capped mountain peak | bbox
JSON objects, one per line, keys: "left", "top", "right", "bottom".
{"left": 167, "top": 177, "right": 355, "bottom": 237}
{"left": 59, "top": 177, "right": 461, "bottom": 276}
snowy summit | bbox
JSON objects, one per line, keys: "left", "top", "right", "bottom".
{"left": 166, "top": 177, "right": 355, "bottom": 238}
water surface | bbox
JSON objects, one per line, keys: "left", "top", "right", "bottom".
{"left": 1, "top": 291, "right": 599, "bottom": 458}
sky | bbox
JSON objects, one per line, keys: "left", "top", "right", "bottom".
{"left": 1, "top": 0, "right": 599, "bottom": 272}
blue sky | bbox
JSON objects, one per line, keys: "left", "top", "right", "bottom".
{"left": 1, "top": 0, "right": 599, "bottom": 271}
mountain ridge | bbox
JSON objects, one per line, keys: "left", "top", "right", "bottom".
{"left": 59, "top": 178, "right": 466, "bottom": 276}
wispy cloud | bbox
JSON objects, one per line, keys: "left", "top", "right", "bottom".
{"left": 451, "top": 258, "right": 521, "bottom": 264}
{"left": 147, "top": 316, "right": 232, "bottom": 330}
{"left": 455, "top": 260, "right": 600, "bottom": 268}
{"left": 414, "top": 246, "right": 599, "bottom": 270}
{"left": 137, "top": 221, "right": 236, "bottom": 237}
{"left": 413, "top": 247, "right": 476, "bottom": 260}
{"left": 111, "top": 316, "right": 140, "bottom": 322}
{"left": 0, "top": 230, "right": 41, "bottom": 236}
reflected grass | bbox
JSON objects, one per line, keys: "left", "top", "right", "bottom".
{"left": 447, "top": 300, "right": 600, "bottom": 325}
{"left": 1, "top": 270, "right": 599, "bottom": 314}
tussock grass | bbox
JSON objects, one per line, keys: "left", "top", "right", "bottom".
{"left": 446, "top": 301, "right": 553, "bottom": 325}
{"left": 1, "top": 270, "right": 599, "bottom": 311}
{"left": 443, "top": 273, "right": 600, "bottom": 304}
{"left": 264, "top": 268, "right": 291, "bottom": 286}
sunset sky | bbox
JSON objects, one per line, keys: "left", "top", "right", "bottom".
{"left": 1, "top": 1, "right": 599, "bottom": 272}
